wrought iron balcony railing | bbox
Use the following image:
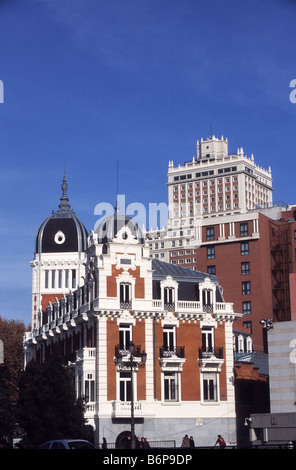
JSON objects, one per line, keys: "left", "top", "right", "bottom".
{"left": 164, "top": 302, "right": 175, "bottom": 312}
{"left": 198, "top": 347, "right": 223, "bottom": 359}
{"left": 159, "top": 346, "right": 185, "bottom": 358}
{"left": 120, "top": 301, "right": 132, "bottom": 310}
{"left": 115, "top": 344, "right": 143, "bottom": 358}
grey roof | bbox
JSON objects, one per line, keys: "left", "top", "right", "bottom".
{"left": 151, "top": 260, "right": 224, "bottom": 302}
{"left": 34, "top": 176, "right": 88, "bottom": 255}
{"left": 152, "top": 259, "right": 219, "bottom": 284}
{"left": 95, "top": 211, "right": 145, "bottom": 244}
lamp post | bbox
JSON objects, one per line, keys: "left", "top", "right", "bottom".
{"left": 116, "top": 341, "right": 147, "bottom": 449}
{"left": 260, "top": 318, "right": 273, "bottom": 353}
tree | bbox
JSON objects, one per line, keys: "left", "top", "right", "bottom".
{"left": 17, "top": 348, "right": 90, "bottom": 445}
{"left": 0, "top": 317, "right": 26, "bottom": 401}
{"left": 0, "top": 316, "right": 26, "bottom": 446}
{"left": 0, "top": 365, "right": 14, "bottom": 447}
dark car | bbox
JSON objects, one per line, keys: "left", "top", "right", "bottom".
{"left": 38, "top": 439, "right": 96, "bottom": 449}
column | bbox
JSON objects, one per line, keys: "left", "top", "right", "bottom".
{"left": 145, "top": 318, "right": 154, "bottom": 401}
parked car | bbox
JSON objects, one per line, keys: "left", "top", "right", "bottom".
{"left": 38, "top": 439, "right": 96, "bottom": 449}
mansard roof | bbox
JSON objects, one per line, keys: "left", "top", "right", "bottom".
{"left": 152, "top": 259, "right": 218, "bottom": 283}
{"left": 152, "top": 259, "right": 224, "bottom": 302}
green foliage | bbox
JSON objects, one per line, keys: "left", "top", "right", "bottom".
{"left": 17, "top": 348, "right": 90, "bottom": 445}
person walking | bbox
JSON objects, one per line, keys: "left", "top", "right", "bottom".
{"left": 214, "top": 434, "right": 226, "bottom": 448}
{"left": 189, "top": 436, "right": 195, "bottom": 448}
{"left": 181, "top": 434, "right": 190, "bottom": 448}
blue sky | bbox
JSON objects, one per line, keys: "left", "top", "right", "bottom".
{"left": 0, "top": 0, "right": 296, "bottom": 326}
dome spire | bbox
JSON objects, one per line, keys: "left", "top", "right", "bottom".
{"left": 58, "top": 174, "right": 71, "bottom": 212}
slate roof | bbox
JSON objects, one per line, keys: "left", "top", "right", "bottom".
{"left": 152, "top": 259, "right": 224, "bottom": 302}
{"left": 152, "top": 259, "right": 218, "bottom": 283}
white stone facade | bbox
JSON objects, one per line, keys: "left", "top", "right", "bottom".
{"left": 24, "top": 212, "right": 241, "bottom": 448}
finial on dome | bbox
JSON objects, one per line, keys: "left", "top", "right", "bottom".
{"left": 115, "top": 195, "right": 120, "bottom": 214}
{"left": 58, "top": 174, "right": 71, "bottom": 211}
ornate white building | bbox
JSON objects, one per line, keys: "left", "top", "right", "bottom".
{"left": 24, "top": 178, "right": 241, "bottom": 448}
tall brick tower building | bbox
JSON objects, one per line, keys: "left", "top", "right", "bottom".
{"left": 147, "top": 135, "right": 296, "bottom": 352}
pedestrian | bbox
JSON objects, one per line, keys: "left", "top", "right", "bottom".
{"left": 214, "top": 434, "right": 226, "bottom": 448}
{"left": 144, "top": 437, "right": 150, "bottom": 449}
{"left": 126, "top": 436, "right": 131, "bottom": 448}
{"left": 102, "top": 437, "right": 107, "bottom": 449}
{"left": 189, "top": 436, "right": 195, "bottom": 448}
{"left": 181, "top": 434, "right": 190, "bottom": 448}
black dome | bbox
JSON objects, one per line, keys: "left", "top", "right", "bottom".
{"left": 95, "top": 210, "right": 145, "bottom": 244}
{"left": 34, "top": 176, "right": 88, "bottom": 255}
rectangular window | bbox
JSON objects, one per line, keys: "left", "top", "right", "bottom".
{"left": 119, "top": 371, "right": 132, "bottom": 401}
{"left": 240, "top": 223, "right": 249, "bottom": 236}
{"left": 207, "top": 265, "right": 216, "bottom": 275}
{"left": 243, "top": 301, "right": 252, "bottom": 315}
{"left": 44, "top": 270, "right": 49, "bottom": 289}
{"left": 241, "top": 262, "right": 250, "bottom": 275}
{"left": 163, "top": 325, "right": 175, "bottom": 352}
{"left": 207, "top": 246, "right": 215, "bottom": 259}
{"left": 51, "top": 270, "right": 55, "bottom": 289}
{"left": 120, "top": 283, "right": 132, "bottom": 309}
{"left": 119, "top": 323, "right": 132, "bottom": 351}
{"left": 243, "top": 321, "right": 252, "bottom": 331}
{"left": 206, "top": 227, "right": 215, "bottom": 240}
{"left": 203, "top": 373, "right": 217, "bottom": 402}
{"left": 65, "top": 270, "right": 69, "bottom": 288}
{"left": 72, "top": 269, "right": 76, "bottom": 289}
{"left": 241, "top": 242, "right": 249, "bottom": 256}
{"left": 242, "top": 281, "right": 251, "bottom": 295}
{"left": 164, "top": 372, "right": 178, "bottom": 401}
{"left": 58, "top": 270, "right": 63, "bottom": 288}
{"left": 85, "top": 374, "right": 95, "bottom": 402}
{"left": 202, "top": 327, "right": 214, "bottom": 352}
{"left": 164, "top": 287, "right": 175, "bottom": 311}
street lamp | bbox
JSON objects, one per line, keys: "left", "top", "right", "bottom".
{"left": 116, "top": 341, "right": 147, "bottom": 449}
{"left": 260, "top": 318, "right": 273, "bottom": 353}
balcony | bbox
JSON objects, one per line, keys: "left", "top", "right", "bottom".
{"left": 198, "top": 347, "right": 223, "bottom": 359}
{"left": 159, "top": 346, "right": 185, "bottom": 359}
{"left": 112, "top": 400, "right": 147, "bottom": 418}
{"left": 115, "top": 344, "right": 143, "bottom": 359}
{"left": 151, "top": 300, "right": 234, "bottom": 316}
{"left": 120, "top": 301, "right": 132, "bottom": 310}
{"left": 164, "top": 302, "right": 175, "bottom": 312}
{"left": 159, "top": 345, "right": 186, "bottom": 371}
{"left": 76, "top": 347, "right": 96, "bottom": 362}
{"left": 198, "top": 347, "right": 224, "bottom": 372}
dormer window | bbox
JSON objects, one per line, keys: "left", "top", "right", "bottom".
{"left": 120, "top": 283, "right": 132, "bottom": 310}
{"left": 164, "top": 287, "right": 175, "bottom": 311}
{"left": 202, "top": 289, "right": 213, "bottom": 313}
